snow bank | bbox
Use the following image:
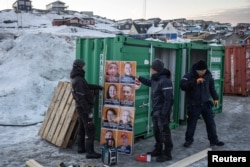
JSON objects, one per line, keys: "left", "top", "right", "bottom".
{"left": 0, "top": 32, "right": 75, "bottom": 124}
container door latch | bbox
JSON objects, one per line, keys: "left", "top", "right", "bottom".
{"left": 139, "top": 102, "right": 149, "bottom": 108}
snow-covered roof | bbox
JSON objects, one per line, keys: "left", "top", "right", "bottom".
{"left": 157, "top": 22, "right": 177, "bottom": 34}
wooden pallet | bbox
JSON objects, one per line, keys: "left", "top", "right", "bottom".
{"left": 38, "top": 81, "right": 78, "bottom": 148}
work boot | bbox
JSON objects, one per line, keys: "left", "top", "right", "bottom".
{"left": 210, "top": 141, "right": 224, "bottom": 147}
{"left": 183, "top": 141, "right": 193, "bottom": 148}
{"left": 147, "top": 143, "right": 163, "bottom": 157}
{"left": 77, "top": 147, "right": 86, "bottom": 154}
{"left": 156, "top": 149, "right": 172, "bottom": 162}
{"left": 85, "top": 140, "right": 101, "bottom": 159}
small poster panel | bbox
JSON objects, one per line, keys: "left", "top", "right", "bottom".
{"left": 120, "top": 84, "right": 135, "bottom": 107}
{"left": 105, "top": 61, "right": 121, "bottom": 83}
{"left": 100, "top": 129, "right": 117, "bottom": 147}
{"left": 117, "top": 131, "right": 133, "bottom": 155}
{"left": 102, "top": 106, "right": 119, "bottom": 129}
{"left": 120, "top": 61, "right": 136, "bottom": 84}
{"left": 117, "top": 107, "right": 134, "bottom": 132}
{"left": 104, "top": 83, "right": 120, "bottom": 106}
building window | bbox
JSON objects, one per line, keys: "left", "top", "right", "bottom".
{"left": 19, "top": 1, "right": 25, "bottom": 5}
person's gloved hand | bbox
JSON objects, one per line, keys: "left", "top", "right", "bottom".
{"left": 196, "top": 77, "right": 205, "bottom": 84}
{"left": 88, "top": 113, "right": 93, "bottom": 124}
{"left": 214, "top": 100, "right": 219, "bottom": 106}
{"left": 98, "top": 86, "right": 103, "bottom": 91}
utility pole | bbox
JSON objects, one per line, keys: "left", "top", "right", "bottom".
{"left": 143, "top": 0, "right": 146, "bottom": 19}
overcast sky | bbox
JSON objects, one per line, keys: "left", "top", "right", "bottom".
{"left": 1, "top": 0, "right": 250, "bottom": 26}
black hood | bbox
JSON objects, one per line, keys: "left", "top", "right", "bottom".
{"left": 70, "top": 68, "right": 85, "bottom": 79}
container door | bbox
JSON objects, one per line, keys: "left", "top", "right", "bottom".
{"left": 118, "top": 42, "right": 153, "bottom": 138}
{"left": 208, "top": 46, "right": 225, "bottom": 113}
{"left": 180, "top": 44, "right": 209, "bottom": 123}
{"left": 179, "top": 48, "right": 188, "bottom": 121}
{"left": 182, "top": 43, "right": 224, "bottom": 122}
{"left": 154, "top": 46, "right": 183, "bottom": 129}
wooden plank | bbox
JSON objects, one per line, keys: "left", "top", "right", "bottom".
{"left": 55, "top": 92, "right": 76, "bottom": 146}
{"left": 38, "top": 81, "right": 79, "bottom": 148}
{"left": 67, "top": 120, "right": 79, "bottom": 147}
{"left": 26, "top": 159, "right": 44, "bottom": 167}
{"left": 51, "top": 83, "right": 72, "bottom": 143}
{"left": 38, "top": 81, "right": 64, "bottom": 136}
{"left": 45, "top": 82, "right": 68, "bottom": 141}
{"left": 41, "top": 82, "right": 67, "bottom": 139}
{"left": 62, "top": 111, "right": 78, "bottom": 148}
{"left": 168, "top": 148, "right": 212, "bottom": 167}
{"left": 61, "top": 101, "right": 78, "bottom": 148}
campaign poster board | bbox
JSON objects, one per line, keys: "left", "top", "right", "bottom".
{"left": 101, "top": 61, "right": 136, "bottom": 155}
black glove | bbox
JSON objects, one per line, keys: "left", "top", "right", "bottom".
{"left": 98, "top": 86, "right": 103, "bottom": 91}
{"left": 88, "top": 113, "right": 93, "bottom": 124}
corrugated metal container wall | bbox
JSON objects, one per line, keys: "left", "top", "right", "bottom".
{"left": 76, "top": 36, "right": 184, "bottom": 140}
{"left": 224, "top": 45, "right": 250, "bottom": 96}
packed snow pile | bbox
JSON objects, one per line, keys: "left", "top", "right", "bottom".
{"left": 0, "top": 32, "right": 75, "bottom": 125}
{"left": 0, "top": 10, "right": 117, "bottom": 126}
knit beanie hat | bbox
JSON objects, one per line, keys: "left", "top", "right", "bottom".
{"left": 151, "top": 58, "right": 164, "bottom": 72}
{"left": 73, "top": 59, "right": 85, "bottom": 68}
{"left": 196, "top": 60, "right": 207, "bottom": 70}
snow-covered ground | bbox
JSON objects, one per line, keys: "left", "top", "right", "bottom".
{"left": 0, "top": 10, "right": 250, "bottom": 167}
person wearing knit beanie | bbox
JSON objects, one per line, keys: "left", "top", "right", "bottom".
{"left": 151, "top": 58, "right": 164, "bottom": 73}
{"left": 73, "top": 59, "right": 85, "bottom": 69}
{"left": 136, "top": 58, "right": 174, "bottom": 162}
{"left": 196, "top": 60, "right": 207, "bottom": 70}
{"left": 180, "top": 60, "right": 224, "bottom": 148}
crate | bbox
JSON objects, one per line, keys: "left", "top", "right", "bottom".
{"left": 38, "top": 81, "right": 78, "bottom": 148}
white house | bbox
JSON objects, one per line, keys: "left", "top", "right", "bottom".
{"left": 46, "top": 1, "right": 67, "bottom": 12}
{"left": 157, "top": 22, "right": 178, "bottom": 39}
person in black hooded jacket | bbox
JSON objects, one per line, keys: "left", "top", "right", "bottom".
{"left": 180, "top": 60, "right": 224, "bottom": 148}
{"left": 70, "top": 59, "right": 103, "bottom": 159}
{"left": 136, "top": 58, "right": 174, "bottom": 162}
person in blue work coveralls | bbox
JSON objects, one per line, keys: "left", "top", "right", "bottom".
{"left": 180, "top": 60, "right": 224, "bottom": 148}
{"left": 136, "top": 58, "right": 174, "bottom": 162}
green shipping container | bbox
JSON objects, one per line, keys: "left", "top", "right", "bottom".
{"left": 76, "top": 36, "right": 185, "bottom": 140}
{"left": 75, "top": 36, "right": 225, "bottom": 139}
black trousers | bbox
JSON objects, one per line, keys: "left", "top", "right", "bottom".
{"left": 152, "top": 112, "right": 173, "bottom": 150}
{"left": 76, "top": 107, "right": 95, "bottom": 144}
{"left": 185, "top": 102, "right": 218, "bottom": 144}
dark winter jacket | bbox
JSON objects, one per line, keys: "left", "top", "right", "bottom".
{"left": 138, "top": 69, "right": 173, "bottom": 116}
{"left": 70, "top": 67, "right": 100, "bottom": 113}
{"left": 180, "top": 63, "right": 218, "bottom": 106}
